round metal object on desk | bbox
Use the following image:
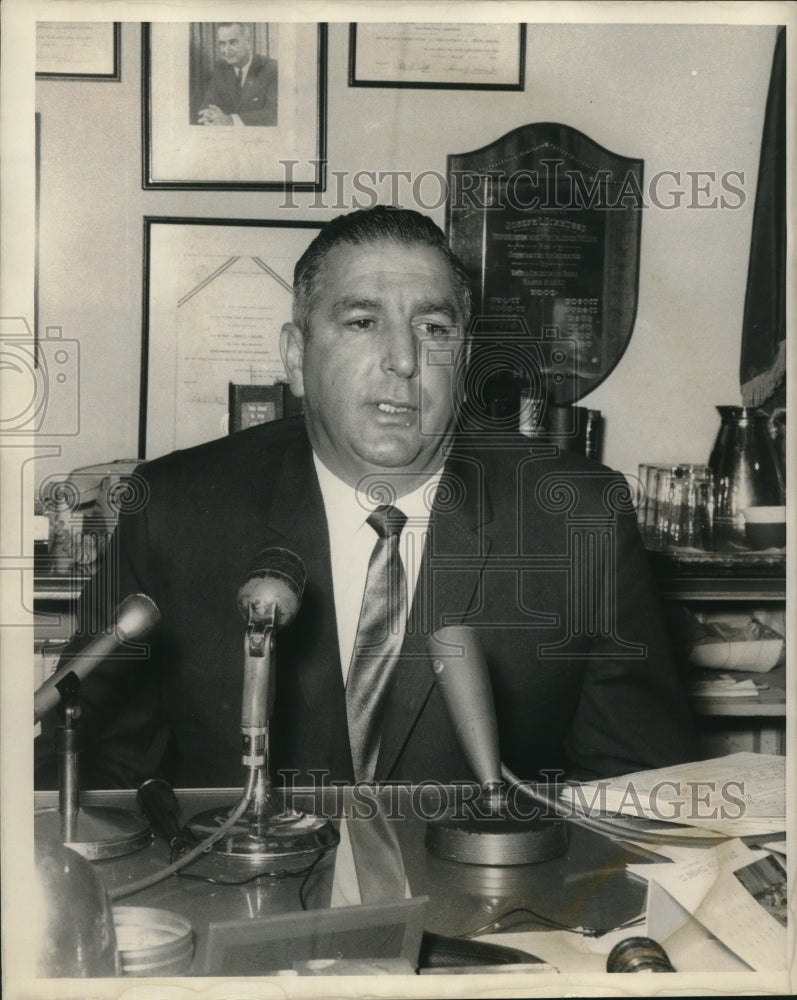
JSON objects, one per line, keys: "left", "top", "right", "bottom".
{"left": 113, "top": 906, "right": 194, "bottom": 977}
{"left": 184, "top": 800, "right": 339, "bottom": 871}
{"left": 606, "top": 936, "right": 675, "bottom": 973}
{"left": 426, "top": 806, "right": 567, "bottom": 866}
{"left": 34, "top": 839, "right": 121, "bottom": 977}
{"left": 35, "top": 806, "right": 152, "bottom": 860}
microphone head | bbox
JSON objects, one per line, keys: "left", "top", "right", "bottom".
{"left": 237, "top": 547, "right": 306, "bottom": 630}
{"left": 115, "top": 594, "right": 161, "bottom": 641}
{"left": 429, "top": 625, "right": 502, "bottom": 788}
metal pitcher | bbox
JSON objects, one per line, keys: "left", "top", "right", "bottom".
{"left": 708, "top": 405, "right": 785, "bottom": 550}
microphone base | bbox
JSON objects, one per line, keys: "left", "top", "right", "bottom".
{"left": 183, "top": 798, "right": 339, "bottom": 874}
{"left": 35, "top": 806, "right": 152, "bottom": 861}
{"left": 425, "top": 789, "right": 567, "bottom": 866}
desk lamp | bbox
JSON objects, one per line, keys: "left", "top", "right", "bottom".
{"left": 182, "top": 548, "right": 338, "bottom": 872}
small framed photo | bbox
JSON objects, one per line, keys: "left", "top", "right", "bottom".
{"left": 141, "top": 217, "right": 323, "bottom": 460}
{"left": 349, "top": 22, "right": 525, "bottom": 90}
{"left": 143, "top": 22, "right": 327, "bottom": 190}
{"left": 36, "top": 22, "right": 120, "bottom": 80}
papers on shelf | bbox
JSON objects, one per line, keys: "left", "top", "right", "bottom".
{"left": 689, "top": 675, "right": 760, "bottom": 697}
{"left": 628, "top": 838, "right": 787, "bottom": 972}
{"left": 560, "top": 752, "right": 785, "bottom": 838}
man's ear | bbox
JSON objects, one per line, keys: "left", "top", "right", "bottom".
{"left": 280, "top": 322, "right": 306, "bottom": 398}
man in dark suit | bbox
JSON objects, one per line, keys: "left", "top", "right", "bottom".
{"left": 198, "top": 22, "right": 277, "bottom": 127}
{"left": 35, "top": 207, "right": 696, "bottom": 791}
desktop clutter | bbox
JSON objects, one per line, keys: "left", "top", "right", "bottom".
{"left": 33, "top": 564, "right": 786, "bottom": 978}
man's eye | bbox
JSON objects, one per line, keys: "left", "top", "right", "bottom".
{"left": 347, "top": 318, "right": 375, "bottom": 331}
{"left": 415, "top": 322, "right": 459, "bottom": 339}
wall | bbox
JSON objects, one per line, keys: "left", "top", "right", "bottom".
{"left": 34, "top": 19, "right": 778, "bottom": 489}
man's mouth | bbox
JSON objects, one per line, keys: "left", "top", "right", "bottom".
{"left": 377, "top": 402, "right": 414, "bottom": 415}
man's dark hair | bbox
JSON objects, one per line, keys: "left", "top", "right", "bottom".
{"left": 292, "top": 206, "right": 473, "bottom": 332}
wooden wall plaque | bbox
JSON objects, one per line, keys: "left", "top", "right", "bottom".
{"left": 447, "top": 122, "right": 643, "bottom": 415}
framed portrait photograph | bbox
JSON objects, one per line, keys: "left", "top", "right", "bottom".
{"left": 143, "top": 22, "right": 327, "bottom": 189}
{"left": 349, "top": 22, "right": 525, "bottom": 90}
{"left": 141, "top": 217, "right": 323, "bottom": 459}
{"left": 35, "top": 21, "right": 120, "bottom": 80}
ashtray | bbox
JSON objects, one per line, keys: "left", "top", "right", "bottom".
{"left": 742, "top": 507, "right": 786, "bottom": 550}
{"left": 113, "top": 906, "right": 193, "bottom": 976}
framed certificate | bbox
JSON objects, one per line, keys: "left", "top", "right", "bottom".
{"left": 349, "top": 23, "right": 525, "bottom": 90}
{"left": 36, "top": 21, "right": 120, "bottom": 80}
{"left": 141, "top": 217, "right": 323, "bottom": 459}
{"left": 143, "top": 22, "right": 327, "bottom": 189}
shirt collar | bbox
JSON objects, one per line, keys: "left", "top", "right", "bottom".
{"left": 313, "top": 453, "right": 443, "bottom": 535}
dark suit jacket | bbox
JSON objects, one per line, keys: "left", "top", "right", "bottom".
{"left": 36, "top": 418, "right": 696, "bottom": 790}
{"left": 201, "top": 53, "right": 278, "bottom": 126}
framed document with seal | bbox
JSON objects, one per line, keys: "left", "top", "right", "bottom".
{"left": 141, "top": 217, "right": 322, "bottom": 459}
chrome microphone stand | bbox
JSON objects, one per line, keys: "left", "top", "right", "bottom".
{"left": 35, "top": 679, "right": 151, "bottom": 860}
{"left": 183, "top": 549, "right": 338, "bottom": 873}
{"left": 34, "top": 594, "right": 161, "bottom": 860}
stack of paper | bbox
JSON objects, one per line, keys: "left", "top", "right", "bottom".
{"left": 689, "top": 675, "right": 760, "bottom": 698}
{"left": 559, "top": 752, "right": 785, "bottom": 839}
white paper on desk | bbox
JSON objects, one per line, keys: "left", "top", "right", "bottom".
{"left": 645, "top": 880, "right": 749, "bottom": 972}
{"left": 630, "top": 839, "right": 786, "bottom": 971}
{"left": 560, "top": 752, "right": 785, "bottom": 837}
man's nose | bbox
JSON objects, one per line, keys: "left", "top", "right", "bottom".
{"left": 383, "top": 324, "right": 419, "bottom": 378}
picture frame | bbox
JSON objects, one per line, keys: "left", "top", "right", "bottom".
{"left": 35, "top": 22, "right": 121, "bottom": 80}
{"left": 142, "top": 22, "right": 327, "bottom": 190}
{"left": 349, "top": 22, "right": 525, "bottom": 90}
{"left": 194, "top": 899, "right": 427, "bottom": 976}
{"left": 34, "top": 113, "right": 41, "bottom": 347}
{"left": 141, "top": 217, "right": 323, "bottom": 460}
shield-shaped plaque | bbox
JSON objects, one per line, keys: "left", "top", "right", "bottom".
{"left": 447, "top": 122, "right": 643, "bottom": 415}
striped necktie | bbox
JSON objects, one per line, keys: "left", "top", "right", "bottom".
{"left": 345, "top": 504, "right": 407, "bottom": 782}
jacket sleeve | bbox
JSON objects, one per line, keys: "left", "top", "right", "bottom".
{"left": 562, "top": 481, "right": 698, "bottom": 780}
{"left": 237, "top": 58, "right": 278, "bottom": 126}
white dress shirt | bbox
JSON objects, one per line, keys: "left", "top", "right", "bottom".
{"left": 313, "top": 454, "right": 441, "bottom": 684}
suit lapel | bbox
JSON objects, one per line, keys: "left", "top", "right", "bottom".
{"left": 376, "top": 447, "right": 494, "bottom": 779}
{"left": 262, "top": 432, "right": 353, "bottom": 778}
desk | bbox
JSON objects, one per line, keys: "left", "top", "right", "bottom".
{"left": 35, "top": 784, "right": 660, "bottom": 977}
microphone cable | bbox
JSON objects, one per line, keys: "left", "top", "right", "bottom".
{"left": 108, "top": 767, "right": 259, "bottom": 901}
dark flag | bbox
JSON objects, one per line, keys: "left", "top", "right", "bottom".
{"left": 740, "top": 27, "right": 786, "bottom": 407}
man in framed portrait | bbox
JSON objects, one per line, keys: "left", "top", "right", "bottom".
{"left": 198, "top": 22, "right": 278, "bottom": 127}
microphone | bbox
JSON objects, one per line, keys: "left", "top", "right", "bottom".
{"left": 237, "top": 547, "right": 306, "bottom": 633}
{"left": 181, "top": 545, "right": 339, "bottom": 872}
{"left": 428, "top": 626, "right": 502, "bottom": 790}
{"left": 237, "top": 548, "right": 306, "bottom": 765}
{"left": 426, "top": 625, "right": 568, "bottom": 866}
{"left": 34, "top": 594, "right": 161, "bottom": 723}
